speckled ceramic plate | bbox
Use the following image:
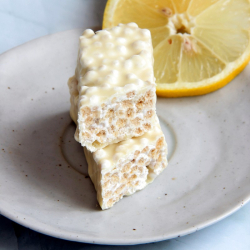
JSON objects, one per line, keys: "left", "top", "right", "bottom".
{"left": 0, "top": 29, "right": 250, "bottom": 245}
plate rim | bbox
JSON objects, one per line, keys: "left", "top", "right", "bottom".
{"left": 1, "top": 198, "right": 250, "bottom": 245}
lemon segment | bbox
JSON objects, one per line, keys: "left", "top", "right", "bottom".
{"left": 154, "top": 35, "right": 182, "bottom": 83}
{"left": 150, "top": 26, "right": 170, "bottom": 47}
{"left": 187, "top": 0, "right": 219, "bottom": 17}
{"left": 179, "top": 36, "right": 226, "bottom": 82}
{"left": 137, "top": 0, "right": 176, "bottom": 15}
{"left": 193, "top": 28, "right": 250, "bottom": 63}
{"left": 111, "top": 0, "right": 168, "bottom": 28}
{"left": 172, "top": 0, "right": 192, "bottom": 13}
{"left": 195, "top": 0, "right": 250, "bottom": 30}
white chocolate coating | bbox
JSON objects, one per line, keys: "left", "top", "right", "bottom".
{"left": 92, "top": 121, "right": 163, "bottom": 170}
{"left": 76, "top": 23, "right": 155, "bottom": 108}
{"left": 68, "top": 23, "right": 157, "bottom": 152}
{"left": 84, "top": 120, "right": 168, "bottom": 210}
{"left": 68, "top": 75, "right": 157, "bottom": 152}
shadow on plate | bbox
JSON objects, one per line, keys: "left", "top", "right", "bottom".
{"left": 12, "top": 111, "right": 100, "bottom": 211}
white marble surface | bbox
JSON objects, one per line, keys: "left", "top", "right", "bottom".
{"left": 0, "top": 0, "right": 250, "bottom": 249}
{"left": 0, "top": 0, "right": 105, "bottom": 54}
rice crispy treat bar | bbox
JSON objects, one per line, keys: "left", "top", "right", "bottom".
{"left": 68, "top": 23, "right": 157, "bottom": 152}
{"left": 84, "top": 122, "right": 168, "bottom": 210}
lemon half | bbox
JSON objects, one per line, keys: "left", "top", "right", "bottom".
{"left": 103, "top": 0, "right": 250, "bottom": 97}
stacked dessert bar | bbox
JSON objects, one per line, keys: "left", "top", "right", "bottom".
{"left": 68, "top": 23, "right": 168, "bottom": 209}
